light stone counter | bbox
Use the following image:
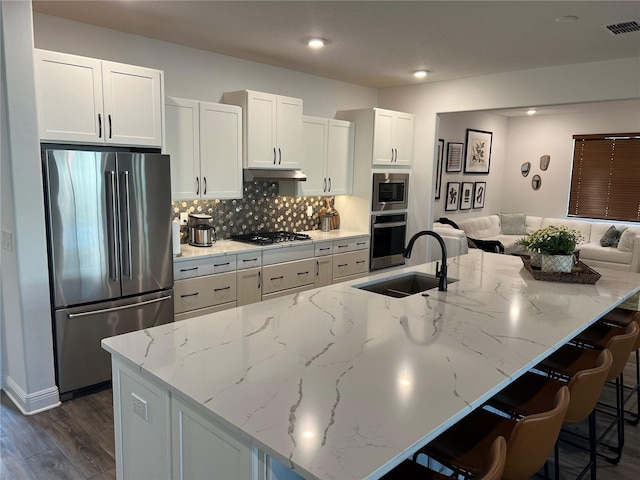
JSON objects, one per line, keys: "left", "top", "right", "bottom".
{"left": 103, "top": 250, "right": 640, "bottom": 479}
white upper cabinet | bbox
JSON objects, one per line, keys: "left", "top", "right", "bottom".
{"left": 372, "top": 108, "right": 414, "bottom": 166}
{"left": 165, "top": 97, "right": 242, "bottom": 200}
{"left": 224, "top": 90, "right": 302, "bottom": 169}
{"left": 298, "top": 116, "right": 354, "bottom": 196}
{"left": 34, "top": 49, "right": 163, "bottom": 147}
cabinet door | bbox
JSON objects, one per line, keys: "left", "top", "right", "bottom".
{"left": 332, "top": 250, "right": 369, "bottom": 280}
{"left": 246, "top": 91, "right": 278, "bottom": 167}
{"left": 372, "top": 109, "right": 395, "bottom": 165}
{"left": 299, "top": 116, "right": 328, "bottom": 196}
{"left": 326, "top": 120, "right": 354, "bottom": 195}
{"left": 236, "top": 267, "right": 262, "bottom": 306}
{"left": 315, "top": 257, "right": 333, "bottom": 288}
{"left": 102, "top": 61, "right": 163, "bottom": 147}
{"left": 262, "top": 258, "right": 315, "bottom": 295}
{"left": 275, "top": 95, "right": 302, "bottom": 168}
{"left": 392, "top": 113, "right": 414, "bottom": 166}
{"left": 165, "top": 97, "right": 200, "bottom": 199}
{"left": 34, "top": 49, "right": 103, "bottom": 143}
{"left": 200, "top": 102, "right": 242, "bottom": 199}
{"left": 172, "top": 396, "right": 253, "bottom": 480}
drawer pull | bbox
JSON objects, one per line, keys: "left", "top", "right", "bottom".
{"left": 356, "top": 260, "right": 366, "bottom": 264}
{"left": 337, "top": 263, "right": 348, "bottom": 267}
{"left": 337, "top": 244, "right": 348, "bottom": 249}
{"left": 214, "top": 286, "right": 231, "bottom": 292}
{"left": 180, "top": 292, "right": 199, "bottom": 298}
{"left": 242, "top": 258, "right": 258, "bottom": 262}
{"left": 258, "top": 271, "right": 261, "bottom": 289}
{"left": 357, "top": 242, "right": 366, "bottom": 246}
{"left": 270, "top": 276, "right": 284, "bottom": 281}
{"left": 214, "top": 262, "right": 230, "bottom": 267}
{"left": 297, "top": 271, "right": 310, "bottom": 276}
{"left": 318, "top": 247, "right": 330, "bottom": 251}
{"left": 180, "top": 267, "right": 199, "bottom": 272}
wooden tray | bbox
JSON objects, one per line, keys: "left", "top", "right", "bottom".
{"left": 521, "top": 256, "right": 601, "bottom": 284}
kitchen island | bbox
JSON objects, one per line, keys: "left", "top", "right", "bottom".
{"left": 102, "top": 250, "right": 640, "bottom": 480}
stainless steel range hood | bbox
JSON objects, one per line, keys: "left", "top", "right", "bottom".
{"left": 243, "top": 169, "right": 307, "bottom": 182}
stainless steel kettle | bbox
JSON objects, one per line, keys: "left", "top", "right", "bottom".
{"left": 187, "top": 213, "right": 215, "bottom": 247}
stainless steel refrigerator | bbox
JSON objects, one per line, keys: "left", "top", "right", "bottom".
{"left": 42, "top": 149, "right": 174, "bottom": 400}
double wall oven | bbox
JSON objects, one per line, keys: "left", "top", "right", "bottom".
{"left": 370, "top": 173, "right": 409, "bottom": 270}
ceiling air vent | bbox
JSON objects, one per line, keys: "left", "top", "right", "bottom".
{"left": 602, "top": 19, "right": 640, "bottom": 35}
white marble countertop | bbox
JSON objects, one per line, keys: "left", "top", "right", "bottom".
{"left": 175, "top": 229, "right": 369, "bottom": 262}
{"left": 103, "top": 250, "right": 640, "bottom": 479}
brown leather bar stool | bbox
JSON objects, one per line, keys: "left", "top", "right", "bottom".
{"left": 537, "top": 322, "right": 639, "bottom": 465}
{"left": 595, "top": 307, "right": 640, "bottom": 425}
{"left": 379, "top": 436, "right": 506, "bottom": 480}
{"left": 488, "top": 349, "right": 612, "bottom": 480}
{"left": 413, "top": 386, "right": 570, "bottom": 480}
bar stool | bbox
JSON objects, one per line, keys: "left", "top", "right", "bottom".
{"left": 413, "top": 386, "right": 570, "bottom": 480}
{"left": 595, "top": 307, "right": 640, "bottom": 425}
{"left": 536, "top": 322, "right": 638, "bottom": 465}
{"left": 379, "top": 435, "right": 506, "bottom": 480}
{"left": 487, "top": 349, "right": 612, "bottom": 480}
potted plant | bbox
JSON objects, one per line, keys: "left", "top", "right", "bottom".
{"left": 517, "top": 225, "right": 583, "bottom": 273}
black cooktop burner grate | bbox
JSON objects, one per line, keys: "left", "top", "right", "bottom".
{"left": 231, "top": 231, "right": 312, "bottom": 245}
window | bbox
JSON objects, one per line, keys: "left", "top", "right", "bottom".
{"left": 568, "top": 133, "right": 640, "bottom": 222}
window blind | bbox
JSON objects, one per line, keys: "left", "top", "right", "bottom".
{"left": 568, "top": 133, "right": 640, "bottom": 222}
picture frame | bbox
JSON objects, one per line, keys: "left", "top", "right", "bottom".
{"left": 464, "top": 129, "right": 493, "bottom": 174}
{"left": 435, "top": 138, "right": 444, "bottom": 199}
{"left": 460, "top": 182, "right": 474, "bottom": 210}
{"left": 446, "top": 142, "right": 463, "bottom": 172}
{"left": 445, "top": 182, "right": 460, "bottom": 211}
{"left": 473, "top": 181, "right": 486, "bottom": 209}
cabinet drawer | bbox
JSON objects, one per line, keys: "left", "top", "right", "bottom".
{"left": 262, "top": 258, "right": 315, "bottom": 295}
{"left": 332, "top": 250, "right": 369, "bottom": 279}
{"left": 174, "top": 272, "right": 237, "bottom": 313}
{"left": 174, "top": 255, "right": 237, "bottom": 280}
{"left": 333, "top": 236, "right": 370, "bottom": 253}
{"left": 314, "top": 241, "right": 333, "bottom": 257}
{"left": 236, "top": 251, "right": 262, "bottom": 270}
{"left": 262, "top": 284, "right": 313, "bottom": 302}
{"left": 174, "top": 302, "right": 237, "bottom": 322}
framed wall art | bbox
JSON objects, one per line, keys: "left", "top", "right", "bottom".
{"left": 473, "top": 182, "right": 486, "bottom": 208}
{"left": 446, "top": 142, "right": 463, "bottom": 172}
{"left": 445, "top": 182, "right": 460, "bottom": 211}
{"left": 435, "top": 138, "right": 444, "bottom": 199}
{"left": 464, "top": 129, "right": 493, "bottom": 174}
{"left": 460, "top": 182, "right": 474, "bottom": 210}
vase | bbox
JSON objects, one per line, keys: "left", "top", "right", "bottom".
{"left": 541, "top": 254, "right": 574, "bottom": 273}
{"left": 528, "top": 250, "right": 542, "bottom": 268}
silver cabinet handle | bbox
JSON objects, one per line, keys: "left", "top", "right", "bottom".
{"left": 107, "top": 171, "right": 118, "bottom": 281}
{"left": 120, "top": 170, "right": 132, "bottom": 279}
{"left": 67, "top": 295, "right": 172, "bottom": 319}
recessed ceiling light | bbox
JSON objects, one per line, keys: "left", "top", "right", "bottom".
{"left": 556, "top": 15, "right": 579, "bottom": 24}
{"left": 413, "top": 70, "right": 429, "bottom": 79}
{"left": 307, "top": 38, "right": 326, "bottom": 48}
{"left": 527, "top": 109, "right": 537, "bottom": 115}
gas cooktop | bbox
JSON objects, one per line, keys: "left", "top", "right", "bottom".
{"left": 231, "top": 231, "right": 312, "bottom": 246}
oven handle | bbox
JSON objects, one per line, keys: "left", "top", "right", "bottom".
{"left": 372, "top": 221, "right": 407, "bottom": 229}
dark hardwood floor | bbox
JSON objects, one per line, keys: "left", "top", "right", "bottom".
{"left": 0, "top": 358, "right": 638, "bottom": 479}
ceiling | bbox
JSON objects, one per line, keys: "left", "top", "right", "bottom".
{"left": 32, "top": 1, "right": 640, "bottom": 89}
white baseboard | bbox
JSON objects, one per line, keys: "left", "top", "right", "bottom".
{"left": 3, "top": 375, "right": 60, "bottom": 415}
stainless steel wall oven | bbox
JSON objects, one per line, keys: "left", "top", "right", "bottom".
{"left": 370, "top": 212, "right": 407, "bottom": 270}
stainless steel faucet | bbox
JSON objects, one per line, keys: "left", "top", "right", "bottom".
{"left": 403, "top": 230, "right": 448, "bottom": 291}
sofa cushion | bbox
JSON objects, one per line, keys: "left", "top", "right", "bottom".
{"left": 500, "top": 212, "right": 527, "bottom": 235}
{"left": 599, "top": 226, "right": 624, "bottom": 247}
{"left": 457, "top": 215, "right": 501, "bottom": 239}
{"left": 541, "top": 218, "right": 592, "bottom": 245}
{"left": 618, "top": 228, "right": 638, "bottom": 253}
{"left": 580, "top": 242, "right": 633, "bottom": 265}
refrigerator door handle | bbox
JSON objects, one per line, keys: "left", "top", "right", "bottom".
{"left": 107, "top": 171, "right": 119, "bottom": 281}
{"left": 120, "top": 170, "right": 133, "bottom": 279}
{"left": 67, "top": 295, "right": 173, "bottom": 319}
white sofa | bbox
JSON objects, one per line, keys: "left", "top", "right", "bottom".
{"left": 453, "top": 214, "right": 640, "bottom": 273}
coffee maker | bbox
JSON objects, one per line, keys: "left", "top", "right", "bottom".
{"left": 188, "top": 213, "right": 215, "bottom": 247}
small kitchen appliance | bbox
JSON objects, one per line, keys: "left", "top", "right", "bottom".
{"left": 188, "top": 213, "right": 215, "bottom": 246}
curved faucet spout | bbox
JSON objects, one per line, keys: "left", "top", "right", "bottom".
{"left": 403, "top": 230, "right": 448, "bottom": 291}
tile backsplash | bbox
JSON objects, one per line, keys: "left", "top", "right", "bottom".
{"left": 172, "top": 182, "right": 333, "bottom": 239}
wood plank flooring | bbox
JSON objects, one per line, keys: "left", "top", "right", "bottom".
{"left": 0, "top": 357, "right": 638, "bottom": 479}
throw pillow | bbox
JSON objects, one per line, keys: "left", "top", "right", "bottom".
{"left": 600, "top": 226, "right": 622, "bottom": 247}
{"left": 500, "top": 213, "right": 527, "bottom": 235}
{"left": 618, "top": 229, "right": 636, "bottom": 253}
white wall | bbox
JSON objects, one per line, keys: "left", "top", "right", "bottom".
{"left": 32, "top": 14, "right": 378, "bottom": 117}
{"left": 502, "top": 101, "right": 640, "bottom": 218}
{"left": 378, "top": 58, "right": 640, "bottom": 263}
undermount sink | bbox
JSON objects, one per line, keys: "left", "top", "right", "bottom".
{"left": 353, "top": 272, "right": 458, "bottom": 298}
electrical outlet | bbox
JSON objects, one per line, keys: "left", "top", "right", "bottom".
{"left": 306, "top": 205, "right": 313, "bottom": 217}
{"left": 179, "top": 212, "right": 189, "bottom": 224}
{"left": 132, "top": 393, "right": 148, "bottom": 421}
{"left": 1, "top": 231, "right": 13, "bottom": 251}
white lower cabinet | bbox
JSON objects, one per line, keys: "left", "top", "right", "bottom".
{"left": 314, "top": 241, "right": 334, "bottom": 288}
{"left": 174, "top": 271, "right": 237, "bottom": 317}
{"left": 237, "top": 267, "right": 262, "bottom": 306}
{"left": 172, "top": 396, "right": 253, "bottom": 480}
{"left": 262, "top": 258, "right": 315, "bottom": 296}
{"left": 332, "top": 249, "right": 369, "bottom": 281}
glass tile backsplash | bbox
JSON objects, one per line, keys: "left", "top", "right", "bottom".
{"left": 172, "top": 182, "right": 332, "bottom": 239}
